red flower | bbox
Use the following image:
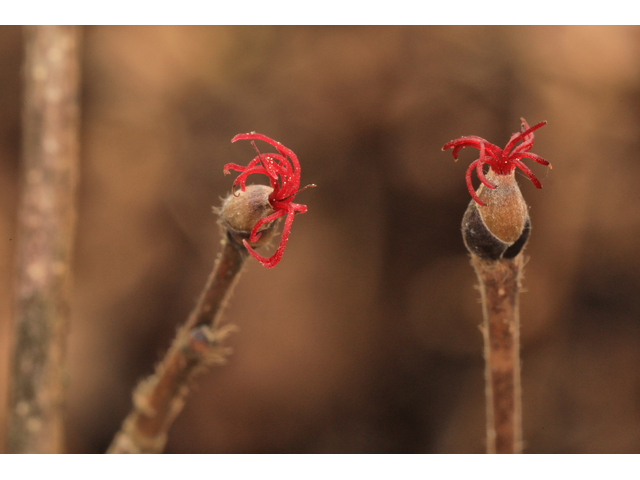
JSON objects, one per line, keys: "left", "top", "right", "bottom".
{"left": 442, "top": 118, "right": 551, "bottom": 206}
{"left": 224, "top": 132, "right": 309, "bottom": 268}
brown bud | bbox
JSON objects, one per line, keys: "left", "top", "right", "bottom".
{"left": 462, "top": 170, "right": 531, "bottom": 260}
{"left": 219, "top": 185, "right": 279, "bottom": 247}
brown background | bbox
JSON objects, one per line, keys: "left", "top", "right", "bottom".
{"left": 1, "top": 26, "right": 640, "bottom": 453}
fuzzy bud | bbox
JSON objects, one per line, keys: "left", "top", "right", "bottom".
{"left": 219, "top": 185, "right": 279, "bottom": 248}
{"left": 462, "top": 170, "right": 531, "bottom": 260}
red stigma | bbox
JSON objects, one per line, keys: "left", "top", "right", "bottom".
{"left": 224, "top": 133, "right": 309, "bottom": 268}
{"left": 442, "top": 118, "right": 550, "bottom": 206}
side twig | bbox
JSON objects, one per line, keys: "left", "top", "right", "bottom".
{"left": 472, "top": 254, "right": 523, "bottom": 454}
{"left": 444, "top": 118, "right": 550, "bottom": 453}
{"left": 109, "top": 133, "right": 311, "bottom": 453}
{"left": 7, "top": 25, "right": 81, "bottom": 454}
{"left": 107, "top": 236, "right": 248, "bottom": 454}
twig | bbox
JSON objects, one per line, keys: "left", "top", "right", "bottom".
{"left": 443, "top": 118, "right": 550, "bottom": 453}
{"left": 108, "top": 134, "right": 311, "bottom": 453}
{"left": 472, "top": 254, "right": 523, "bottom": 454}
{"left": 7, "top": 25, "right": 81, "bottom": 454}
{"left": 107, "top": 235, "right": 248, "bottom": 454}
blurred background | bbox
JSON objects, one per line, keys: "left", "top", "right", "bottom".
{"left": 1, "top": 25, "right": 640, "bottom": 453}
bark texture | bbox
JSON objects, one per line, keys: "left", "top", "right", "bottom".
{"left": 8, "top": 25, "right": 81, "bottom": 454}
{"left": 472, "top": 254, "right": 523, "bottom": 454}
{"left": 107, "top": 236, "right": 247, "bottom": 453}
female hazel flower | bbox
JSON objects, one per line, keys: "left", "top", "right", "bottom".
{"left": 442, "top": 118, "right": 550, "bottom": 207}
{"left": 442, "top": 119, "right": 551, "bottom": 260}
{"left": 222, "top": 133, "right": 311, "bottom": 269}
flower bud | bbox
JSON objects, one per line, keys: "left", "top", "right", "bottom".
{"left": 219, "top": 184, "right": 279, "bottom": 248}
{"left": 462, "top": 170, "right": 531, "bottom": 260}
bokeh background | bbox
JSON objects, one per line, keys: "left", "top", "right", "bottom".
{"left": 1, "top": 25, "right": 640, "bottom": 453}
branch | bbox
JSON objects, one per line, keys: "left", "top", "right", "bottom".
{"left": 107, "top": 236, "right": 248, "bottom": 454}
{"left": 472, "top": 254, "right": 523, "bottom": 454}
{"left": 7, "top": 25, "right": 81, "bottom": 454}
{"left": 109, "top": 136, "right": 310, "bottom": 453}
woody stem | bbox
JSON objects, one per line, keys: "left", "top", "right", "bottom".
{"left": 107, "top": 234, "right": 248, "bottom": 454}
{"left": 471, "top": 253, "right": 523, "bottom": 454}
{"left": 8, "top": 25, "right": 81, "bottom": 454}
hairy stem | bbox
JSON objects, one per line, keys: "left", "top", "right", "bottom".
{"left": 8, "top": 25, "right": 81, "bottom": 454}
{"left": 471, "top": 254, "right": 523, "bottom": 454}
{"left": 107, "top": 235, "right": 248, "bottom": 454}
